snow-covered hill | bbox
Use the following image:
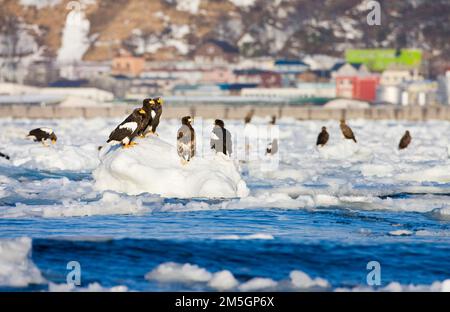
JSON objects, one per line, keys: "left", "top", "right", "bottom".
{"left": 1, "top": 0, "right": 449, "bottom": 64}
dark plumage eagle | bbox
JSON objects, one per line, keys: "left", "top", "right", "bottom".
{"left": 149, "top": 97, "right": 163, "bottom": 135}
{"left": 27, "top": 128, "right": 57, "bottom": 146}
{"left": 107, "top": 108, "right": 147, "bottom": 148}
{"left": 137, "top": 98, "right": 155, "bottom": 137}
{"left": 177, "top": 116, "right": 196, "bottom": 164}
{"left": 340, "top": 120, "right": 357, "bottom": 143}
{"left": 316, "top": 126, "right": 329, "bottom": 147}
{"left": 210, "top": 119, "right": 232, "bottom": 156}
{"left": 399, "top": 130, "right": 412, "bottom": 150}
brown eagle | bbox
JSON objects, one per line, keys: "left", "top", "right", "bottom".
{"left": 399, "top": 130, "right": 412, "bottom": 150}
{"left": 316, "top": 126, "right": 329, "bottom": 147}
{"left": 340, "top": 120, "right": 357, "bottom": 143}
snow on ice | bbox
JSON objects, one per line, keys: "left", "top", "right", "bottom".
{"left": 94, "top": 136, "right": 249, "bottom": 198}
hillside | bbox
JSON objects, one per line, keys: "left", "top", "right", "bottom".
{"left": 1, "top": 0, "right": 449, "bottom": 66}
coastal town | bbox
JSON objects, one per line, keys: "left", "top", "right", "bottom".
{"left": 1, "top": 43, "right": 449, "bottom": 110}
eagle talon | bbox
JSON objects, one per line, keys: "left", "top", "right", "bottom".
{"left": 123, "top": 141, "right": 138, "bottom": 148}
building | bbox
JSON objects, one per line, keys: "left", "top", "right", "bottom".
{"left": 331, "top": 62, "right": 370, "bottom": 79}
{"left": 241, "top": 83, "right": 336, "bottom": 99}
{"left": 400, "top": 81, "right": 439, "bottom": 106}
{"left": 172, "top": 84, "right": 224, "bottom": 96}
{"left": 112, "top": 52, "right": 145, "bottom": 77}
{"left": 336, "top": 76, "right": 380, "bottom": 102}
{"left": 297, "top": 69, "right": 331, "bottom": 83}
{"left": 380, "top": 69, "right": 422, "bottom": 86}
{"left": 376, "top": 69, "right": 424, "bottom": 105}
{"left": 274, "top": 59, "right": 310, "bottom": 87}
{"left": 332, "top": 62, "right": 379, "bottom": 102}
{"left": 437, "top": 70, "right": 450, "bottom": 105}
{"left": 194, "top": 39, "right": 239, "bottom": 65}
{"left": 233, "top": 69, "right": 281, "bottom": 88}
{"left": 201, "top": 68, "right": 235, "bottom": 84}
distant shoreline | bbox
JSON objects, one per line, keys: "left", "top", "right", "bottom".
{"left": 0, "top": 104, "right": 449, "bottom": 121}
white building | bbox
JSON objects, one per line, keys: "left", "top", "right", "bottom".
{"left": 376, "top": 69, "right": 427, "bottom": 105}
{"left": 437, "top": 70, "right": 450, "bottom": 105}
{"left": 0, "top": 82, "right": 113, "bottom": 104}
{"left": 380, "top": 69, "right": 423, "bottom": 86}
{"left": 241, "top": 83, "right": 336, "bottom": 99}
{"left": 330, "top": 62, "right": 370, "bottom": 79}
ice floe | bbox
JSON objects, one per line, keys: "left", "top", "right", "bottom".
{"left": 0, "top": 237, "right": 45, "bottom": 287}
{"left": 94, "top": 136, "right": 249, "bottom": 198}
{"left": 0, "top": 191, "right": 157, "bottom": 218}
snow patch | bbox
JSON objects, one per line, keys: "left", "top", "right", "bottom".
{"left": 238, "top": 278, "right": 277, "bottom": 291}
{"left": 208, "top": 270, "right": 239, "bottom": 291}
{"left": 290, "top": 270, "right": 330, "bottom": 289}
{"left": 229, "top": 0, "right": 256, "bottom": 8}
{"left": 0, "top": 237, "right": 45, "bottom": 287}
{"left": 176, "top": 0, "right": 201, "bottom": 14}
{"left": 10, "top": 143, "right": 99, "bottom": 171}
{"left": 48, "top": 282, "right": 128, "bottom": 292}
{"left": 145, "top": 262, "right": 212, "bottom": 283}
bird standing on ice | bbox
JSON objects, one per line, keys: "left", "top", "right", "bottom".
{"left": 316, "top": 126, "right": 329, "bottom": 147}
{"left": 398, "top": 130, "right": 412, "bottom": 150}
{"left": 107, "top": 108, "right": 147, "bottom": 148}
{"left": 211, "top": 119, "right": 232, "bottom": 156}
{"left": 148, "top": 97, "right": 163, "bottom": 136}
{"left": 177, "top": 116, "right": 196, "bottom": 164}
{"left": 266, "top": 115, "right": 279, "bottom": 155}
{"left": 340, "top": 120, "right": 357, "bottom": 143}
{"left": 137, "top": 98, "right": 155, "bottom": 137}
{"left": 243, "top": 110, "right": 257, "bottom": 161}
{"left": 27, "top": 128, "right": 57, "bottom": 146}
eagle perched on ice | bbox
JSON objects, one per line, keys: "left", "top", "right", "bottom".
{"left": 316, "top": 126, "right": 329, "bottom": 147}
{"left": 149, "top": 97, "right": 163, "bottom": 136}
{"left": 210, "top": 119, "right": 232, "bottom": 156}
{"left": 398, "top": 130, "right": 412, "bottom": 150}
{"left": 177, "top": 116, "right": 196, "bottom": 164}
{"left": 27, "top": 128, "right": 57, "bottom": 146}
{"left": 340, "top": 120, "right": 357, "bottom": 143}
{"left": 107, "top": 108, "right": 147, "bottom": 148}
{"left": 137, "top": 98, "right": 155, "bottom": 137}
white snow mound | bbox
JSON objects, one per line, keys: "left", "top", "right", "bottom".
{"left": 93, "top": 136, "right": 249, "bottom": 198}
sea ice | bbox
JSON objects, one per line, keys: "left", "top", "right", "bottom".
{"left": 94, "top": 136, "right": 249, "bottom": 198}
{"left": 0, "top": 237, "right": 45, "bottom": 287}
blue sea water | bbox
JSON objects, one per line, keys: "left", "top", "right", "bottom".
{"left": 1, "top": 166, "right": 450, "bottom": 291}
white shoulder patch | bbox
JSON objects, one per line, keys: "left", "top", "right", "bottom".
{"left": 151, "top": 110, "right": 156, "bottom": 118}
{"left": 119, "top": 122, "right": 138, "bottom": 132}
{"left": 211, "top": 132, "right": 219, "bottom": 140}
{"left": 40, "top": 127, "right": 53, "bottom": 134}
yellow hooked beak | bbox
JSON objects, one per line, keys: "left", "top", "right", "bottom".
{"left": 149, "top": 100, "right": 155, "bottom": 105}
{"left": 51, "top": 139, "right": 56, "bottom": 144}
{"left": 139, "top": 109, "right": 146, "bottom": 114}
{"left": 157, "top": 98, "right": 163, "bottom": 105}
